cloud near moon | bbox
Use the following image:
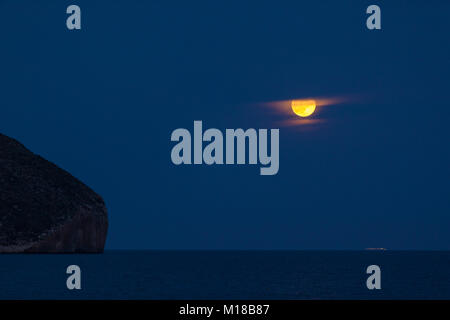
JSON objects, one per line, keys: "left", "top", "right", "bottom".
{"left": 260, "top": 96, "right": 351, "bottom": 128}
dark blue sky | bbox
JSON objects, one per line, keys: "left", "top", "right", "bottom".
{"left": 1, "top": 1, "right": 449, "bottom": 249}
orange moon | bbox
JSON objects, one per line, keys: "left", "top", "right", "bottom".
{"left": 291, "top": 99, "right": 316, "bottom": 117}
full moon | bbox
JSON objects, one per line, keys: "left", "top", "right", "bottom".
{"left": 291, "top": 99, "right": 316, "bottom": 117}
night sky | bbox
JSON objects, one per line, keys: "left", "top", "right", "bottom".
{"left": 1, "top": 0, "right": 449, "bottom": 249}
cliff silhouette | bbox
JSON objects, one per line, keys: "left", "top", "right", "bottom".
{"left": 0, "top": 134, "right": 108, "bottom": 253}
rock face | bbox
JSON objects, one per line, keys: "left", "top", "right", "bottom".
{"left": 0, "top": 134, "right": 108, "bottom": 253}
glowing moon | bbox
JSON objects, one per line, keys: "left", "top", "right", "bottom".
{"left": 291, "top": 99, "right": 316, "bottom": 117}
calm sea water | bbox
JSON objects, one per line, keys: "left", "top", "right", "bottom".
{"left": 0, "top": 251, "right": 449, "bottom": 300}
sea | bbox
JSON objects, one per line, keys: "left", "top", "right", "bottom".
{"left": 0, "top": 251, "right": 449, "bottom": 300}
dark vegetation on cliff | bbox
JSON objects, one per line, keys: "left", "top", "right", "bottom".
{"left": 0, "top": 134, "right": 108, "bottom": 253}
